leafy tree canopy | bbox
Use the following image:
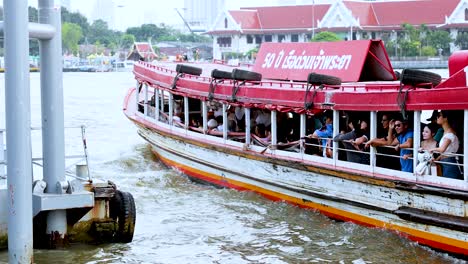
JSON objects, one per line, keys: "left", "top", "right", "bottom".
{"left": 311, "top": 31, "right": 341, "bottom": 42}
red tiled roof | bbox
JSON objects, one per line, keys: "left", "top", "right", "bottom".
{"left": 243, "top": 4, "right": 330, "bottom": 29}
{"left": 367, "top": 0, "right": 459, "bottom": 26}
{"left": 343, "top": 1, "right": 378, "bottom": 26}
{"left": 209, "top": 0, "right": 461, "bottom": 34}
{"left": 229, "top": 10, "right": 260, "bottom": 29}
{"left": 136, "top": 43, "right": 152, "bottom": 53}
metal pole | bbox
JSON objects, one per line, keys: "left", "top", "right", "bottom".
{"left": 184, "top": 96, "right": 189, "bottom": 129}
{"left": 222, "top": 104, "right": 227, "bottom": 141}
{"left": 300, "top": 114, "right": 306, "bottom": 154}
{"left": 144, "top": 84, "right": 148, "bottom": 116}
{"left": 332, "top": 110, "right": 339, "bottom": 165}
{"left": 168, "top": 93, "right": 173, "bottom": 126}
{"left": 271, "top": 111, "right": 277, "bottom": 147}
{"left": 38, "top": 0, "right": 67, "bottom": 243}
{"left": 4, "top": 0, "right": 34, "bottom": 262}
{"left": 413, "top": 111, "right": 421, "bottom": 175}
{"left": 245, "top": 108, "right": 251, "bottom": 146}
{"left": 155, "top": 89, "right": 160, "bottom": 121}
{"left": 464, "top": 110, "right": 468, "bottom": 181}
{"left": 370, "top": 111, "right": 377, "bottom": 170}
{"left": 202, "top": 101, "right": 207, "bottom": 132}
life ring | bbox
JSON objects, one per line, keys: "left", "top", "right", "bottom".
{"left": 211, "top": 69, "right": 233, "bottom": 79}
{"left": 400, "top": 69, "right": 441, "bottom": 87}
{"left": 110, "top": 190, "right": 136, "bottom": 243}
{"left": 307, "top": 72, "right": 342, "bottom": 86}
{"left": 232, "top": 68, "right": 262, "bottom": 82}
{"left": 175, "top": 64, "right": 202, "bottom": 76}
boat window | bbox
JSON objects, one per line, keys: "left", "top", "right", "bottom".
{"left": 278, "top": 35, "right": 286, "bottom": 43}
{"left": 333, "top": 111, "right": 370, "bottom": 165}
{"left": 304, "top": 111, "right": 333, "bottom": 158}
{"left": 247, "top": 35, "right": 253, "bottom": 44}
{"left": 291, "top": 34, "right": 299, "bottom": 42}
{"left": 255, "top": 35, "right": 262, "bottom": 44}
{"left": 265, "top": 35, "right": 272, "bottom": 42}
{"left": 419, "top": 110, "right": 465, "bottom": 180}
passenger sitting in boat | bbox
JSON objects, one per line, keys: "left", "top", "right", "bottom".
{"left": 415, "top": 123, "right": 438, "bottom": 176}
{"left": 364, "top": 113, "right": 400, "bottom": 170}
{"left": 255, "top": 123, "right": 271, "bottom": 143}
{"left": 207, "top": 118, "right": 218, "bottom": 131}
{"left": 429, "top": 110, "right": 463, "bottom": 180}
{"left": 334, "top": 118, "right": 369, "bottom": 164}
{"left": 215, "top": 115, "right": 224, "bottom": 132}
{"left": 387, "top": 117, "right": 414, "bottom": 173}
{"left": 255, "top": 110, "right": 271, "bottom": 127}
{"left": 235, "top": 106, "right": 245, "bottom": 131}
{"left": 426, "top": 110, "right": 444, "bottom": 143}
{"left": 310, "top": 113, "right": 333, "bottom": 158}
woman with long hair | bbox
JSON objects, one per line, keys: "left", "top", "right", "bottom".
{"left": 429, "top": 111, "right": 463, "bottom": 179}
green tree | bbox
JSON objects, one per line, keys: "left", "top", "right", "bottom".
{"left": 311, "top": 31, "right": 341, "bottom": 42}
{"left": 61, "top": 7, "right": 90, "bottom": 42}
{"left": 88, "top": 19, "right": 112, "bottom": 46}
{"left": 426, "top": 30, "right": 451, "bottom": 55}
{"left": 121, "top": 34, "right": 136, "bottom": 49}
{"left": 421, "top": 46, "right": 437, "bottom": 56}
{"left": 62, "top": 22, "right": 83, "bottom": 54}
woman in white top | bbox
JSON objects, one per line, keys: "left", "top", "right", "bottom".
{"left": 415, "top": 124, "right": 438, "bottom": 176}
{"left": 429, "top": 111, "right": 463, "bottom": 179}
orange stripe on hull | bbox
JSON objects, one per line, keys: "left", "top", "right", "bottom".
{"left": 155, "top": 150, "right": 468, "bottom": 256}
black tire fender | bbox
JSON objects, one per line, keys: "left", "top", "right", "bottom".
{"left": 394, "top": 71, "right": 401, "bottom": 81}
{"left": 211, "top": 69, "right": 233, "bottom": 79}
{"left": 232, "top": 68, "right": 262, "bottom": 82}
{"left": 110, "top": 190, "right": 136, "bottom": 243}
{"left": 400, "top": 69, "right": 441, "bottom": 87}
{"left": 307, "top": 72, "right": 342, "bottom": 86}
{"left": 175, "top": 64, "right": 202, "bottom": 76}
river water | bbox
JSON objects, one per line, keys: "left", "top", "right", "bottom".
{"left": 0, "top": 71, "right": 465, "bottom": 263}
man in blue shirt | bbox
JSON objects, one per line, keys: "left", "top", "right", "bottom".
{"left": 387, "top": 117, "right": 414, "bottom": 172}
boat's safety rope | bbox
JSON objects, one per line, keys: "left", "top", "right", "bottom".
{"left": 171, "top": 73, "right": 184, "bottom": 89}
{"left": 208, "top": 79, "right": 224, "bottom": 101}
{"left": 397, "top": 72, "right": 415, "bottom": 120}
{"left": 231, "top": 80, "right": 246, "bottom": 102}
{"left": 304, "top": 83, "right": 323, "bottom": 110}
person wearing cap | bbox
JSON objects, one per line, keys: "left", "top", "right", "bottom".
{"left": 426, "top": 110, "right": 444, "bottom": 143}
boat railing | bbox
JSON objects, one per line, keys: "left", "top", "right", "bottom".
{"left": 304, "top": 136, "right": 464, "bottom": 172}
{"left": 136, "top": 61, "right": 411, "bottom": 92}
{"left": 0, "top": 125, "right": 91, "bottom": 182}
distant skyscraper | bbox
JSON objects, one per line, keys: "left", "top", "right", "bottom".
{"left": 184, "top": 0, "right": 225, "bottom": 32}
{"left": 91, "top": 0, "right": 115, "bottom": 29}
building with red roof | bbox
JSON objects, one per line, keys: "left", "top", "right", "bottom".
{"left": 207, "top": 0, "right": 466, "bottom": 60}
{"left": 127, "top": 42, "right": 158, "bottom": 62}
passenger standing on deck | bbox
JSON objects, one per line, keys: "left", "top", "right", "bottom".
{"left": 364, "top": 113, "right": 400, "bottom": 170}
{"left": 429, "top": 110, "right": 463, "bottom": 179}
{"left": 387, "top": 117, "right": 414, "bottom": 173}
{"left": 415, "top": 124, "right": 438, "bottom": 176}
{"left": 310, "top": 113, "right": 333, "bottom": 158}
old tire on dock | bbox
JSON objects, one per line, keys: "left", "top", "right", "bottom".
{"left": 211, "top": 69, "right": 233, "bottom": 79}
{"left": 307, "top": 73, "right": 342, "bottom": 86}
{"left": 400, "top": 69, "right": 441, "bottom": 87}
{"left": 232, "top": 68, "right": 262, "bottom": 82}
{"left": 175, "top": 64, "right": 202, "bottom": 76}
{"left": 110, "top": 190, "right": 136, "bottom": 243}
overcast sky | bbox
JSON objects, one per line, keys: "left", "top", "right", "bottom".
{"left": 68, "top": 0, "right": 282, "bottom": 28}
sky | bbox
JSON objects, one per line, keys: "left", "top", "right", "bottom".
{"left": 70, "top": 0, "right": 285, "bottom": 29}
{"left": 23, "top": 0, "right": 317, "bottom": 31}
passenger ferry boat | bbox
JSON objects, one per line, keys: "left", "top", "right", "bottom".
{"left": 124, "top": 40, "right": 468, "bottom": 257}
